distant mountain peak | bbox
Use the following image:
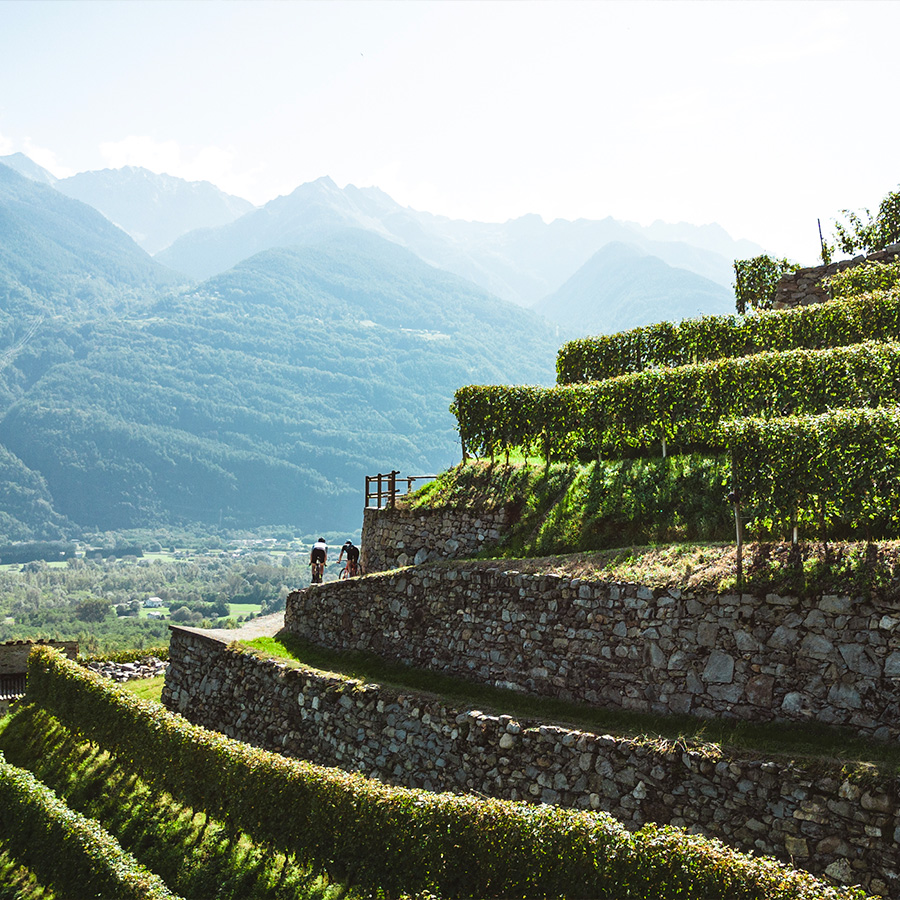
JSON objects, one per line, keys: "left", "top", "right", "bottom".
{"left": 288, "top": 175, "right": 340, "bottom": 196}
{"left": 156, "top": 177, "right": 763, "bottom": 300}
{"left": 0, "top": 153, "right": 58, "bottom": 186}
{"left": 56, "top": 167, "right": 255, "bottom": 255}
{"left": 534, "top": 240, "right": 734, "bottom": 337}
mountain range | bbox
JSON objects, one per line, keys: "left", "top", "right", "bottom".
{"left": 0, "top": 154, "right": 759, "bottom": 541}
{"left": 0, "top": 162, "right": 557, "bottom": 540}
{"left": 3, "top": 154, "right": 759, "bottom": 319}
{"left": 155, "top": 175, "right": 758, "bottom": 310}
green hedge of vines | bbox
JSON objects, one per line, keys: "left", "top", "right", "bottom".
{"left": 456, "top": 342, "right": 900, "bottom": 460}
{"left": 826, "top": 261, "right": 900, "bottom": 300}
{"left": 24, "top": 647, "right": 864, "bottom": 900}
{"left": 724, "top": 407, "right": 900, "bottom": 537}
{"left": 556, "top": 290, "right": 900, "bottom": 385}
{"left": 0, "top": 752, "right": 181, "bottom": 900}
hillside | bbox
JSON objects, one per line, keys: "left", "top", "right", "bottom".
{"left": 56, "top": 166, "right": 255, "bottom": 254}
{"left": 534, "top": 241, "right": 734, "bottom": 334}
{"left": 0, "top": 229, "right": 558, "bottom": 536}
{"left": 0, "top": 162, "right": 182, "bottom": 319}
{"left": 155, "top": 176, "right": 758, "bottom": 311}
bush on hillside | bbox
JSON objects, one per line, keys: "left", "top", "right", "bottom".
{"left": 833, "top": 184, "right": 900, "bottom": 254}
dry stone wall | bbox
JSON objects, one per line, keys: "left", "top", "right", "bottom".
{"left": 285, "top": 566, "right": 900, "bottom": 742}
{"left": 361, "top": 505, "right": 510, "bottom": 573}
{"left": 772, "top": 243, "right": 900, "bottom": 310}
{"left": 0, "top": 639, "right": 78, "bottom": 674}
{"left": 163, "top": 625, "right": 899, "bottom": 896}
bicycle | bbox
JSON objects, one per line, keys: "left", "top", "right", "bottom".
{"left": 310, "top": 559, "right": 325, "bottom": 584}
{"left": 339, "top": 558, "right": 365, "bottom": 579}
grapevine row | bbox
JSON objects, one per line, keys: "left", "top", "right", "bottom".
{"left": 556, "top": 288, "right": 900, "bottom": 384}
{"left": 454, "top": 341, "right": 900, "bottom": 460}
{"left": 723, "top": 407, "right": 900, "bottom": 535}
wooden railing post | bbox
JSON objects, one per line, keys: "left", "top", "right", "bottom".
{"left": 388, "top": 470, "right": 399, "bottom": 508}
{"left": 364, "top": 471, "right": 437, "bottom": 508}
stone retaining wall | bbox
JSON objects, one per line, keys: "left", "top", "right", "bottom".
{"left": 285, "top": 565, "right": 900, "bottom": 742}
{"left": 360, "top": 505, "right": 510, "bottom": 573}
{"left": 163, "top": 625, "right": 899, "bottom": 895}
{"left": 0, "top": 639, "right": 78, "bottom": 674}
{"left": 772, "top": 243, "right": 900, "bottom": 310}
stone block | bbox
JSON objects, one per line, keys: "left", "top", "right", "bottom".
{"left": 702, "top": 650, "right": 735, "bottom": 684}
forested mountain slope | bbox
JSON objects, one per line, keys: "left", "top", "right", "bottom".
{"left": 0, "top": 229, "right": 558, "bottom": 536}
{"left": 0, "top": 163, "right": 182, "bottom": 313}
{"left": 0, "top": 163, "right": 186, "bottom": 539}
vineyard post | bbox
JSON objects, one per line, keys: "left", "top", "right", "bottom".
{"left": 729, "top": 451, "right": 744, "bottom": 588}
{"left": 732, "top": 492, "right": 744, "bottom": 588}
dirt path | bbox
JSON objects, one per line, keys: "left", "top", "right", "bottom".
{"left": 184, "top": 610, "right": 285, "bottom": 644}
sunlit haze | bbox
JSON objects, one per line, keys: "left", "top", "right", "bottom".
{"left": 1, "top": 0, "right": 898, "bottom": 263}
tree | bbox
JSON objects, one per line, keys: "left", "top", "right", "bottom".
{"left": 75, "top": 596, "right": 112, "bottom": 622}
{"left": 833, "top": 185, "right": 900, "bottom": 255}
{"left": 733, "top": 255, "right": 800, "bottom": 314}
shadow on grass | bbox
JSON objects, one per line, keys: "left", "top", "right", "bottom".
{"left": 0, "top": 850, "right": 56, "bottom": 900}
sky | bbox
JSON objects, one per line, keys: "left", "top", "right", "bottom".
{"left": 1, "top": 0, "right": 898, "bottom": 263}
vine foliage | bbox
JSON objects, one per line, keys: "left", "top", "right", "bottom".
{"left": 833, "top": 184, "right": 900, "bottom": 254}
{"left": 556, "top": 290, "right": 900, "bottom": 384}
{"left": 454, "top": 284, "right": 900, "bottom": 541}
{"left": 733, "top": 254, "right": 799, "bottom": 315}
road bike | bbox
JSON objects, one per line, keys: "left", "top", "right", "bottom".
{"left": 338, "top": 559, "right": 363, "bottom": 579}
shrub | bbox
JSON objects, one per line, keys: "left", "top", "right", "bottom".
{"left": 826, "top": 261, "right": 900, "bottom": 300}
{"left": 834, "top": 185, "right": 900, "bottom": 255}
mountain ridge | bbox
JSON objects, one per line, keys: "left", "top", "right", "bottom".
{"left": 535, "top": 241, "right": 734, "bottom": 335}
{"left": 0, "top": 220, "right": 558, "bottom": 537}
{"left": 155, "top": 176, "right": 759, "bottom": 305}
{"left": 56, "top": 166, "right": 256, "bottom": 254}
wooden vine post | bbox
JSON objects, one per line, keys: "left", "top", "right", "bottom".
{"left": 728, "top": 451, "right": 743, "bottom": 588}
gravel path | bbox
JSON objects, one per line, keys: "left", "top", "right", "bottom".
{"left": 181, "top": 611, "right": 286, "bottom": 643}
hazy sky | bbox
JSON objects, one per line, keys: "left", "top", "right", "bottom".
{"left": 1, "top": 0, "right": 898, "bottom": 262}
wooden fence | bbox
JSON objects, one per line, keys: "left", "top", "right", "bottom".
{"left": 365, "top": 471, "right": 437, "bottom": 509}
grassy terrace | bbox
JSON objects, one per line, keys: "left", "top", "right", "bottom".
{"left": 242, "top": 622, "right": 900, "bottom": 776}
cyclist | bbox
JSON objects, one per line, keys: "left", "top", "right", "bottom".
{"left": 338, "top": 540, "right": 361, "bottom": 577}
{"left": 309, "top": 537, "right": 327, "bottom": 584}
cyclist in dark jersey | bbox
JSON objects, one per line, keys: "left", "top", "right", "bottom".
{"left": 310, "top": 538, "right": 327, "bottom": 583}
{"left": 338, "top": 540, "right": 360, "bottom": 577}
